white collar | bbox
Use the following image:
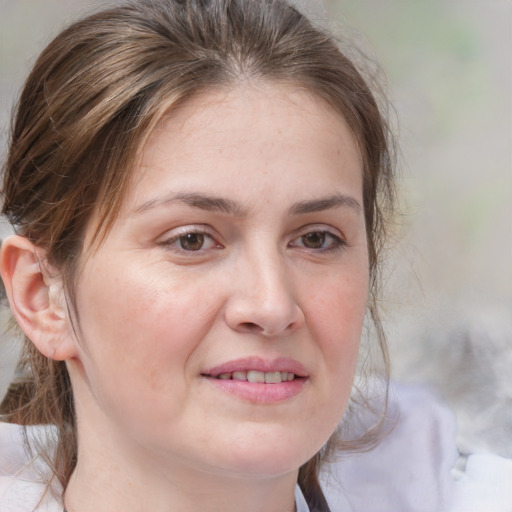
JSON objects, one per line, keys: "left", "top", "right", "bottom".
{"left": 294, "top": 485, "right": 310, "bottom": 512}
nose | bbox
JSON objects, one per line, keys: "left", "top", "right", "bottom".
{"left": 224, "top": 253, "right": 305, "bottom": 337}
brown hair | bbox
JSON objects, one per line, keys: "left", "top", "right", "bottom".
{"left": 0, "top": 0, "right": 396, "bottom": 510}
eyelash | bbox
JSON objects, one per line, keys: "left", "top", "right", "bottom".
{"left": 159, "top": 227, "right": 346, "bottom": 254}
{"left": 289, "top": 230, "right": 347, "bottom": 253}
{"left": 160, "top": 226, "right": 222, "bottom": 253}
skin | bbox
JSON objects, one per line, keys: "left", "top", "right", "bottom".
{"left": 2, "top": 82, "right": 369, "bottom": 512}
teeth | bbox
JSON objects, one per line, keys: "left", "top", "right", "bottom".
{"left": 265, "top": 371, "right": 282, "bottom": 384}
{"left": 215, "top": 371, "right": 296, "bottom": 383}
{"left": 247, "top": 371, "right": 265, "bottom": 383}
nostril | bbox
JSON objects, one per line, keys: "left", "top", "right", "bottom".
{"left": 239, "top": 322, "right": 263, "bottom": 333}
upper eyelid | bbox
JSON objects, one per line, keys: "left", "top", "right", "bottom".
{"left": 291, "top": 224, "right": 345, "bottom": 239}
{"left": 158, "top": 225, "right": 223, "bottom": 249}
{"left": 290, "top": 231, "right": 344, "bottom": 245}
{"left": 159, "top": 224, "right": 214, "bottom": 240}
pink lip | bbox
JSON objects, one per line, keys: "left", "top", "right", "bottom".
{"left": 203, "top": 356, "right": 308, "bottom": 378}
{"left": 202, "top": 357, "right": 308, "bottom": 404}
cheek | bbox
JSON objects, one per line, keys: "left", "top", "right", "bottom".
{"left": 308, "top": 267, "right": 368, "bottom": 336}
{"left": 73, "top": 260, "right": 219, "bottom": 400}
{"left": 290, "top": 273, "right": 367, "bottom": 455}
{"left": 306, "top": 268, "right": 368, "bottom": 387}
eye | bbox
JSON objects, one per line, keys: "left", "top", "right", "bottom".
{"left": 302, "top": 232, "right": 328, "bottom": 249}
{"left": 161, "top": 228, "right": 220, "bottom": 252}
{"left": 290, "top": 230, "right": 345, "bottom": 252}
{"left": 177, "top": 233, "right": 208, "bottom": 251}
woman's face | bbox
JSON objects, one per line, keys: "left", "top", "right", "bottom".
{"left": 68, "top": 83, "right": 369, "bottom": 479}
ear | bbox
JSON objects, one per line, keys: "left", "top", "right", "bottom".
{"left": 0, "top": 235, "right": 77, "bottom": 361}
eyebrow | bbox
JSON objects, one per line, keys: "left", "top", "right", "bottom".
{"left": 132, "top": 192, "right": 250, "bottom": 217}
{"left": 131, "top": 192, "right": 361, "bottom": 217}
{"left": 289, "top": 194, "right": 362, "bottom": 215}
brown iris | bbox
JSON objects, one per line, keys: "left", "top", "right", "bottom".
{"left": 302, "top": 232, "right": 326, "bottom": 249}
{"left": 179, "top": 233, "right": 205, "bottom": 251}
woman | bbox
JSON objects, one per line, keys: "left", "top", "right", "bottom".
{"left": 0, "top": 1, "right": 460, "bottom": 511}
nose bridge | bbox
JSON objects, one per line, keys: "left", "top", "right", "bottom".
{"left": 248, "top": 246, "right": 290, "bottom": 303}
{"left": 225, "top": 242, "right": 304, "bottom": 336}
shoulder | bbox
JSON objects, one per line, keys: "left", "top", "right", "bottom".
{"left": 0, "top": 422, "right": 61, "bottom": 512}
{"left": 321, "top": 382, "right": 458, "bottom": 512}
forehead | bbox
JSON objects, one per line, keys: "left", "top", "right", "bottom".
{"left": 124, "top": 82, "right": 362, "bottom": 211}
{"left": 146, "top": 82, "right": 359, "bottom": 157}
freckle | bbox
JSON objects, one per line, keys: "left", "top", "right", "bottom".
{"left": 147, "top": 367, "right": 160, "bottom": 390}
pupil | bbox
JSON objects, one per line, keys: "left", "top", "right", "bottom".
{"left": 180, "top": 233, "right": 204, "bottom": 251}
{"left": 303, "top": 232, "right": 325, "bottom": 248}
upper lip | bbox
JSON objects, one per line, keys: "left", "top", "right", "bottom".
{"left": 203, "top": 357, "right": 308, "bottom": 378}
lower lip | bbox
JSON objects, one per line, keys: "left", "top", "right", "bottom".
{"left": 205, "top": 377, "right": 307, "bottom": 404}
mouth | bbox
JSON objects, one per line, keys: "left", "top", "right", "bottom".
{"left": 202, "top": 357, "right": 308, "bottom": 382}
{"left": 201, "top": 357, "right": 308, "bottom": 403}
{"left": 210, "top": 370, "right": 300, "bottom": 383}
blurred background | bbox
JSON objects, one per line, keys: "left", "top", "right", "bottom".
{"left": 1, "top": 0, "right": 511, "bottom": 456}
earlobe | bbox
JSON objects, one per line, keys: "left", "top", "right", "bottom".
{"left": 0, "top": 235, "right": 76, "bottom": 361}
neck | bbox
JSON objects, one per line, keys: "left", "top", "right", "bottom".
{"left": 66, "top": 470, "right": 297, "bottom": 512}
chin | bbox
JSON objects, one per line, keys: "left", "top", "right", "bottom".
{"left": 203, "top": 426, "right": 324, "bottom": 478}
